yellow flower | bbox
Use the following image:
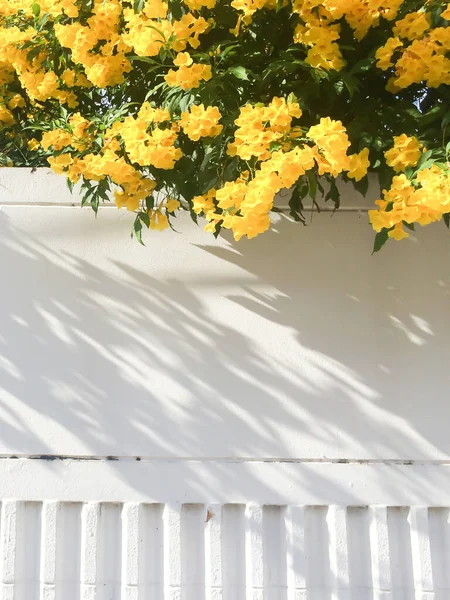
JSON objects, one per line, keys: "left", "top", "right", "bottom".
{"left": 47, "top": 153, "right": 73, "bottom": 174}
{"left": 173, "top": 52, "right": 193, "bottom": 67}
{"left": 166, "top": 198, "right": 180, "bottom": 212}
{"left": 393, "top": 11, "right": 430, "bottom": 41}
{"left": 179, "top": 104, "right": 223, "bottom": 141}
{"left": 193, "top": 189, "right": 216, "bottom": 214}
{"left": 150, "top": 211, "right": 169, "bottom": 231}
{"left": 385, "top": 135, "right": 423, "bottom": 172}
{"left": 388, "top": 223, "right": 409, "bottom": 240}
{"left": 165, "top": 63, "right": 212, "bottom": 90}
{"left": 375, "top": 37, "right": 402, "bottom": 70}
{"left": 7, "top": 94, "right": 25, "bottom": 109}
{"left": 27, "top": 138, "right": 40, "bottom": 151}
{"left": 347, "top": 148, "right": 370, "bottom": 181}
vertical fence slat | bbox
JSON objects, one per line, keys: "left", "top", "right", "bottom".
{"left": 40, "top": 501, "right": 59, "bottom": 600}
{"left": 245, "top": 504, "right": 263, "bottom": 600}
{"left": 222, "top": 505, "right": 245, "bottom": 600}
{"left": 205, "top": 504, "right": 223, "bottom": 600}
{"left": 142, "top": 503, "right": 164, "bottom": 600}
{"left": 327, "top": 505, "right": 350, "bottom": 600}
{"left": 163, "top": 504, "right": 182, "bottom": 600}
{"left": 181, "top": 504, "right": 205, "bottom": 600}
{"left": 58, "top": 502, "right": 82, "bottom": 600}
{"left": 263, "top": 506, "right": 287, "bottom": 600}
{"left": 408, "top": 507, "right": 434, "bottom": 595}
{"left": 122, "top": 503, "right": 140, "bottom": 600}
{"left": 369, "top": 506, "right": 392, "bottom": 599}
{"left": 0, "top": 500, "right": 17, "bottom": 600}
{"left": 16, "top": 501, "right": 41, "bottom": 600}
{"left": 285, "top": 506, "right": 306, "bottom": 600}
{"left": 80, "top": 503, "right": 99, "bottom": 600}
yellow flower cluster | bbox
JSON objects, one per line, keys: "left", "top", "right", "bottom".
{"left": 37, "top": 105, "right": 182, "bottom": 211}
{"left": 179, "top": 104, "right": 222, "bottom": 141}
{"left": 369, "top": 136, "right": 450, "bottom": 241}
{"left": 282, "top": 0, "right": 402, "bottom": 72}
{"left": 123, "top": 5, "right": 209, "bottom": 57}
{"left": 114, "top": 107, "right": 183, "bottom": 171}
{"left": 384, "top": 134, "right": 423, "bottom": 173}
{"left": 165, "top": 53, "right": 212, "bottom": 90}
{"left": 369, "top": 168, "right": 450, "bottom": 241}
{"left": 228, "top": 97, "right": 302, "bottom": 161}
{"left": 0, "top": 22, "right": 78, "bottom": 106}
{"left": 195, "top": 109, "right": 370, "bottom": 241}
{"left": 376, "top": 6, "right": 450, "bottom": 89}
{"left": 308, "top": 117, "right": 370, "bottom": 182}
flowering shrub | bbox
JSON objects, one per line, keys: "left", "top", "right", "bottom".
{"left": 0, "top": 0, "right": 449, "bottom": 249}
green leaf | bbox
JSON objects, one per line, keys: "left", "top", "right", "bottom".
{"left": 416, "top": 149, "right": 433, "bottom": 169}
{"left": 132, "top": 216, "right": 144, "bottom": 245}
{"left": 288, "top": 182, "right": 307, "bottom": 223}
{"left": 325, "top": 180, "right": 340, "bottom": 209}
{"left": 37, "top": 13, "right": 50, "bottom": 30}
{"left": 228, "top": 66, "right": 249, "bottom": 81}
{"left": 66, "top": 177, "right": 74, "bottom": 193}
{"left": 417, "top": 159, "right": 434, "bottom": 172}
{"left": 90, "top": 192, "right": 100, "bottom": 215}
{"left": 403, "top": 221, "right": 415, "bottom": 231}
{"left": 287, "top": 92, "right": 297, "bottom": 104}
{"left": 139, "top": 212, "right": 150, "bottom": 227}
{"left": 213, "top": 222, "right": 222, "bottom": 239}
{"left": 350, "top": 57, "right": 375, "bottom": 75}
{"left": 421, "top": 104, "right": 446, "bottom": 126}
{"left": 372, "top": 229, "right": 389, "bottom": 254}
{"left": 444, "top": 213, "right": 450, "bottom": 229}
{"left": 352, "top": 176, "right": 369, "bottom": 197}
{"left": 306, "top": 170, "right": 317, "bottom": 202}
{"left": 379, "top": 169, "right": 393, "bottom": 194}
{"left": 32, "top": 2, "right": 40, "bottom": 16}
{"left": 133, "top": 0, "right": 145, "bottom": 13}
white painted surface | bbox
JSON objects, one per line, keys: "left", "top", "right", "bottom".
{"left": 0, "top": 170, "right": 449, "bottom": 462}
{"left": 0, "top": 169, "right": 450, "bottom": 596}
{"left": 0, "top": 501, "right": 448, "bottom": 599}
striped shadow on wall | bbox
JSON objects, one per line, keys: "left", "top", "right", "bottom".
{"left": 0, "top": 501, "right": 448, "bottom": 599}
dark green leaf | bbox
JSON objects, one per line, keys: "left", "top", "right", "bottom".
{"left": 306, "top": 170, "right": 317, "bottom": 202}
{"left": 325, "top": 180, "right": 340, "bottom": 209}
{"left": 352, "top": 176, "right": 369, "bottom": 197}
{"left": 372, "top": 229, "right": 389, "bottom": 254}
{"left": 66, "top": 178, "right": 74, "bottom": 193}
{"left": 444, "top": 214, "right": 450, "bottom": 229}
{"left": 139, "top": 212, "right": 150, "bottom": 227}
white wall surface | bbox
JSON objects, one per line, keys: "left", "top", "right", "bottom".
{"left": 1, "top": 168, "right": 449, "bottom": 463}
{"left": 0, "top": 168, "right": 450, "bottom": 598}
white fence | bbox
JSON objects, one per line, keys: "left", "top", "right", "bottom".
{"left": 0, "top": 168, "right": 450, "bottom": 598}
{"left": 2, "top": 501, "right": 449, "bottom": 599}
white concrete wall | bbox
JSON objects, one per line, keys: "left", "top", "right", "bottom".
{"left": 0, "top": 168, "right": 449, "bottom": 598}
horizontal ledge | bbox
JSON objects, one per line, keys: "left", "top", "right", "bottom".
{"left": 0, "top": 203, "right": 370, "bottom": 212}
{"left": 0, "top": 454, "right": 448, "bottom": 465}
{"left": 0, "top": 460, "right": 449, "bottom": 504}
